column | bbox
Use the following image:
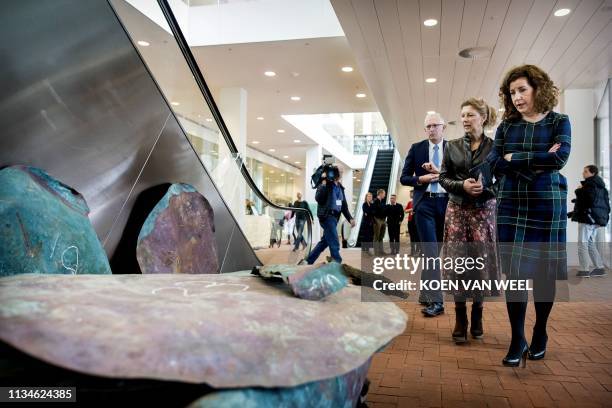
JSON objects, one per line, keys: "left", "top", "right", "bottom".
{"left": 304, "top": 145, "right": 322, "bottom": 240}
{"left": 216, "top": 87, "right": 247, "bottom": 226}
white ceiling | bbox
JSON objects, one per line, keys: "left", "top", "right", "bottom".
{"left": 114, "top": 0, "right": 378, "bottom": 170}
{"left": 330, "top": 0, "right": 612, "bottom": 156}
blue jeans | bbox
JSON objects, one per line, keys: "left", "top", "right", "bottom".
{"left": 306, "top": 216, "right": 341, "bottom": 264}
{"left": 415, "top": 196, "right": 448, "bottom": 303}
{"left": 293, "top": 218, "right": 307, "bottom": 250}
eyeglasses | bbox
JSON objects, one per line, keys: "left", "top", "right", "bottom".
{"left": 425, "top": 124, "right": 443, "bottom": 129}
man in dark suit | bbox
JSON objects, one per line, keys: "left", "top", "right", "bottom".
{"left": 385, "top": 194, "right": 404, "bottom": 255}
{"left": 400, "top": 113, "right": 449, "bottom": 317}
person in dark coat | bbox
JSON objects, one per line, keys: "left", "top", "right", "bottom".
{"left": 569, "top": 164, "right": 610, "bottom": 278}
{"left": 304, "top": 170, "right": 355, "bottom": 264}
{"left": 372, "top": 189, "right": 387, "bottom": 255}
{"left": 385, "top": 194, "right": 404, "bottom": 255}
{"left": 292, "top": 192, "right": 310, "bottom": 252}
{"left": 438, "top": 97, "right": 501, "bottom": 344}
{"left": 400, "top": 112, "right": 449, "bottom": 317}
{"left": 487, "top": 64, "right": 571, "bottom": 367}
{"left": 360, "top": 192, "right": 375, "bottom": 253}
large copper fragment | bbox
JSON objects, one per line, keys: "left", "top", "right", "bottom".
{"left": 0, "top": 274, "right": 406, "bottom": 388}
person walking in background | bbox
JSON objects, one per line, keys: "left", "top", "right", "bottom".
{"left": 304, "top": 170, "right": 355, "bottom": 265}
{"left": 569, "top": 165, "right": 610, "bottom": 277}
{"left": 487, "top": 64, "right": 571, "bottom": 367}
{"left": 400, "top": 112, "right": 449, "bottom": 317}
{"left": 438, "top": 97, "right": 501, "bottom": 344}
{"left": 292, "top": 192, "right": 310, "bottom": 252}
{"left": 372, "top": 189, "right": 387, "bottom": 255}
{"left": 360, "top": 192, "right": 375, "bottom": 254}
{"left": 404, "top": 191, "right": 419, "bottom": 255}
{"left": 385, "top": 194, "right": 404, "bottom": 255}
{"left": 283, "top": 204, "right": 295, "bottom": 245}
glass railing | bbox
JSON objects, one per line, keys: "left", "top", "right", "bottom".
{"left": 353, "top": 133, "right": 394, "bottom": 155}
{"left": 110, "top": 0, "right": 312, "bottom": 262}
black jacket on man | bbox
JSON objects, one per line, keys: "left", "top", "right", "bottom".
{"left": 372, "top": 197, "right": 386, "bottom": 219}
{"left": 569, "top": 175, "right": 610, "bottom": 226}
{"left": 291, "top": 200, "right": 310, "bottom": 221}
{"left": 385, "top": 203, "right": 405, "bottom": 225}
{"left": 315, "top": 182, "right": 353, "bottom": 222}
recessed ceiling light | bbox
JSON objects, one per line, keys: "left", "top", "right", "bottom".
{"left": 205, "top": 118, "right": 213, "bottom": 122}
{"left": 277, "top": 129, "right": 285, "bottom": 133}
{"left": 423, "top": 19, "right": 438, "bottom": 27}
{"left": 427, "top": 110, "right": 436, "bottom": 114}
{"left": 252, "top": 140, "right": 260, "bottom": 144}
{"left": 554, "top": 8, "right": 571, "bottom": 17}
{"left": 356, "top": 93, "right": 367, "bottom": 98}
{"left": 269, "top": 148, "right": 276, "bottom": 152}
{"left": 283, "top": 155, "right": 289, "bottom": 159}
{"left": 293, "top": 139, "right": 301, "bottom": 143}
{"left": 256, "top": 116, "right": 264, "bottom": 120}
{"left": 290, "top": 96, "right": 301, "bottom": 101}
{"left": 270, "top": 170, "right": 275, "bottom": 174}
{"left": 264, "top": 71, "right": 276, "bottom": 77}
{"left": 357, "top": 179, "right": 361, "bottom": 182}
{"left": 137, "top": 40, "right": 150, "bottom": 46}
{"left": 425, "top": 78, "right": 437, "bottom": 83}
{"left": 294, "top": 161, "right": 301, "bottom": 164}
{"left": 171, "top": 101, "right": 180, "bottom": 106}
{"left": 341, "top": 66, "right": 354, "bottom": 72}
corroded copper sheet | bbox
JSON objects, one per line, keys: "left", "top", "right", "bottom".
{"left": 0, "top": 274, "right": 406, "bottom": 387}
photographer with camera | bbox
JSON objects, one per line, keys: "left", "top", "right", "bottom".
{"left": 304, "top": 162, "right": 355, "bottom": 264}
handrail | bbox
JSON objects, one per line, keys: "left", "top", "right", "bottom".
{"left": 156, "top": 0, "right": 313, "bottom": 255}
{"left": 387, "top": 149, "right": 402, "bottom": 197}
{"left": 347, "top": 146, "right": 379, "bottom": 247}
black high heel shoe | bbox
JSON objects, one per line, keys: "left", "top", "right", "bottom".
{"left": 502, "top": 339, "right": 529, "bottom": 368}
{"left": 529, "top": 333, "right": 548, "bottom": 360}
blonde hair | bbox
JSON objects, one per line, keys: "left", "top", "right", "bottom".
{"left": 460, "top": 97, "right": 497, "bottom": 129}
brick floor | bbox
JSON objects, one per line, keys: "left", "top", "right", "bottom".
{"left": 256, "top": 247, "right": 612, "bottom": 408}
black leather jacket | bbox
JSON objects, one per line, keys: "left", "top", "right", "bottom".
{"left": 439, "top": 134, "right": 496, "bottom": 207}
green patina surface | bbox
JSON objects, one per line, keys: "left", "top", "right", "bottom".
{"left": 0, "top": 166, "right": 111, "bottom": 276}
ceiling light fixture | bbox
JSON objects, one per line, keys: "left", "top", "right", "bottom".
{"left": 427, "top": 110, "right": 436, "bottom": 114}
{"left": 264, "top": 71, "right": 276, "bottom": 77}
{"left": 554, "top": 8, "right": 571, "bottom": 17}
{"left": 425, "top": 78, "right": 437, "bottom": 83}
{"left": 252, "top": 140, "right": 260, "bottom": 144}
{"left": 294, "top": 161, "right": 301, "bottom": 164}
{"left": 423, "top": 19, "right": 438, "bottom": 27}
{"left": 137, "top": 40, "right": 150, "bottom": 46}
{"left": 290, "top": 96, "right": 301, "bottom": 101}
{"left": 256, "top": 116, "right": 264, "bottom": 120}
{"left": 170, "top": 101, "right": 180, "bottom": 106}
{"left": 293, "top": 139, "right": 301, "bottom": 143}
{"left": 268, "top": 148, "right": 276, "bottom": 152}
{"left": 341, "top": 66, "right": 353, "bottom": 72}
{"left": 356, "top": 93, "right": 366, "bottom": 98}
{"left": 205, "top": 118, "right": 213, "bottom": 122}
{"left": 277, "top": 129, "right": 285, "bottom": 133}
{"left": 283, "top": 155, "right": 289, "bottom": 158}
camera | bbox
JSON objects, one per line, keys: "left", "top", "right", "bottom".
{"left": 311, "top": 155, "right": 339, "bottom": 188}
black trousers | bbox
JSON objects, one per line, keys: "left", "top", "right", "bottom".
{"left": 388, "top": 222, "right": 401, "bottom": 253}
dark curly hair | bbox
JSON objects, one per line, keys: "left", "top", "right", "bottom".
{"left": 499, "top": 64, "right": 559, "bottom": 121}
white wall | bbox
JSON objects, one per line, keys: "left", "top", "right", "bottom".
{"left": 561, "top": 89, "right": 596, "bottom": 246}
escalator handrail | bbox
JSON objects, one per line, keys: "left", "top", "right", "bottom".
{"left": 156, "top": 0, "right": 313, "bottom": 253}
{"left": 347, "top": 146, "right": 379, "bottom": 247}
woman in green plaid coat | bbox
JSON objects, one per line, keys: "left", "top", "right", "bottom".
{"left": 487, "top": 65, "right": 571, "bottom": 367}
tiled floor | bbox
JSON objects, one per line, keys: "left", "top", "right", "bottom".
{"left": 256, "top": 246, "right": 612, "bottom": 408}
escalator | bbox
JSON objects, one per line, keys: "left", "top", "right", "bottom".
{"left": 0, "top": 0, "right": 313, "bottom": 273}
{"left": 368, "top": 149, "right": 394, "bottom": 196}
